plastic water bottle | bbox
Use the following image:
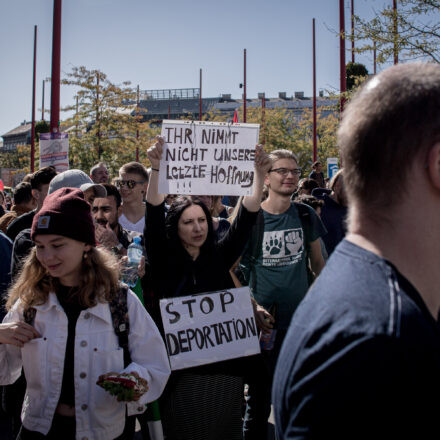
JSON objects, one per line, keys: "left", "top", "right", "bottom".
{"left": 123, "top": 236, "right": 143, "bottom": 287}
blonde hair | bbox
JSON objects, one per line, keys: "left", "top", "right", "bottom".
{"left": 7, "top": 246, "right": 120, "bottom": 311}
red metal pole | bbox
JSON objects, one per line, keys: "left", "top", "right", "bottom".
{"left": 351, "top": 0, "right": 355, "bottom": 63}
{"left": 50, "top": 0, "right": 62, "bottom": 133}
{"left": 373, "top": 40, "right": 377, "bottom": 74}
{"left": 41, "top": 80, "right": 45, "bottom": 121}
{"left": 313, "top": 19, "right": 317, "bottom": 163}
{"left": 136, "top": 85, "right": 139, "bottom": 162}
{"left": 31, "top": 25, "right": 37, "bottom": 172}
{"left": 261, "top": 94, "right": 266, "bottom": 145}
{"left": 339, "top": 0, "right": 347, "bottom": 114}
{"left": 243, "top": 49, "right": 247, "bottom": 123}
{"left": 393, "top": 0, "right": 398, "bottom": 65}
{"left": 168, "top": 104, "right": 171, "bottom": 119}
{"left": 199, "top": 68, "right": 202, "bottom": 121}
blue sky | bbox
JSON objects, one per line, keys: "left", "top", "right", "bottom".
{"left": 0, "top": 0, "right": 394, "bottom": 137}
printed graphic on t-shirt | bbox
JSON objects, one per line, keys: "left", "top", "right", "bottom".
{"left": 262, "top": 228, "right": 304, "bottom": 266}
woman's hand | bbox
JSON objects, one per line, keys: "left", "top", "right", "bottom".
{"left": 251, "top": 299, "right": 275, "bottom": 333}
{"left": 0, "top": 322, "right": 41, "bottom": 347}
{"left": 147, "top": 136, "right": 164, "bottom": 170}
{"left": 146, "top": 136, "right": 166, "bottom": 206}
{"left": 242, "top": 144, "right": 271, "bottom": 212}
{"left": 254, "top": 144, "right": 272, "bottom": 178}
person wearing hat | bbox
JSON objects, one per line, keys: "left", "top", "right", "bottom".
{"left": 0, "top": 188, "right": 170, "bottom": 440}
{"left": 48, "top": 169, "right": 106, "bottom": 204}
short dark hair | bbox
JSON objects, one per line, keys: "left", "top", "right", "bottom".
{"left": 90, "top": 162, "right": 108, "bottom": 177}
{"left": 165, "top": 196, "right": 214, "bottom": 251}
{"left": 339, "top": 63, "right": 440, "bottom": 209}
{"left": 100, "top": 183, "right": 122, "bottom": 208}
{"left": 30, "top": 166, "right": 57, "bottom": 191}
{"left": 312, "top": 161, "right": 321, "bottom": 168}
{"left": 13, "top": 182, "right": 33, "bottom": 205}
{"left": 298, "top": 178, "right": 319, "bottom": 192}
{"left": 119, "top": 162, "right": 149, "bottom": 183}
{"left": 294, "top": 194, "right": 324, "bottom": 211}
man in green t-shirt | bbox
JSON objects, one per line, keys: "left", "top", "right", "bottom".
{"left": 241, "top": 149, "right": 326, "bottom": 440}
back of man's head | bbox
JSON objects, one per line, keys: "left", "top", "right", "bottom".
{"left": 13, "top": 182, "right": 33, "bottom": 206}
{"left": 339, "top": 63, "right": 440, "bottom": 210}
{"left": 30, "top": 166, "right": 57, "bottom": 191}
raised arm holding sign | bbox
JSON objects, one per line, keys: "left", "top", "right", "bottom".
{"left": 144, "top": 132, "right": 270, "bottom": 439}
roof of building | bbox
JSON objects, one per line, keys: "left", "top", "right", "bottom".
{"left": 2, "top": 121, "right": 32, "bottom": 138}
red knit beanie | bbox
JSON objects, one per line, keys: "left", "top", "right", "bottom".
{"left": 31, "top": 187, "right": 96, "bottom": 246}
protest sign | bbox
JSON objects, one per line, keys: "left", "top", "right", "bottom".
{"left": 39, "top": 133, "right": 69, "bottom": 172}
{"left": 158, "top": 120, "right": 260, "bottom": 196}
{"left": 327, "top": 157, "right": 339, "bottom": 180}
{"left": 159, "top": 287, "right": 260, "bottom": 370}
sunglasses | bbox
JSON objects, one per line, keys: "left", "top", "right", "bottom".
{"left": 115, "top": 179, "right": 145, "bottom": 189}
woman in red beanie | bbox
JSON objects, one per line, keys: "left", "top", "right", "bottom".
{"left": 0, "top": 187, "right": 170, "bottom": 440}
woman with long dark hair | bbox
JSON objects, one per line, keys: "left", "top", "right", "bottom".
{"left": 145, "top": 136, "right": 271, "bottom": 440}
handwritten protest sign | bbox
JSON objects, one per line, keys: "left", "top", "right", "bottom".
{"left": 39, "top": 133, "right": 69, "bottom": 172}
{"left": 158, "top": 120, "right": 260, "bottom": 196}
{"left": 159, "top": 287, "right": 260, "bottom": 370}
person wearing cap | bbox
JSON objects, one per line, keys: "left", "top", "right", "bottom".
{"left": 0, "top": 187, "right": 170, "bottom": 440}
{"left": 48, "top": 169, "right": 107, "bottom": 205}
{"left": 9, "top": 169, "right": 106, "bottom": 281}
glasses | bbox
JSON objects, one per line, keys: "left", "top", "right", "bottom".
{"left": 269, "top": 167, "right": 302, "bottom": 176}
{"left": 115, "top": 179, "right": 145, "bottom": 189}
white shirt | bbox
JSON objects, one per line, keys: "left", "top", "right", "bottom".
{"left": 119, "top": 213, "right": 145, "bottom": 234}
{"left": 0, "top": 289, "right": 170, "bottom": 440}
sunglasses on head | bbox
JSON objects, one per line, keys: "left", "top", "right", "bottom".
{"left": 115, "top": 179, "right": 145, "bottom": 189}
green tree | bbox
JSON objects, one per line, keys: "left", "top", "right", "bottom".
{"left": 346, "top": 62, "right": 369, "bottom": 90}
{"left": 61, "top": 66, "right": 158, "bottom": 176}
{"left": 354, "top": 0, "right": 440, "bottom": 64}
{"left": 205, "top": 104, "right": 339, "bottom": 174}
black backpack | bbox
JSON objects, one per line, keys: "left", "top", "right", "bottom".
{"left": 2, "top": 284, "right": 132, "bottom": 420}
{"left": 24, "top": 283, "right": 132, "bottom": 366}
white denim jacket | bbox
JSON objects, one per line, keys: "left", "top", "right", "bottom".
{"left": 0, "top": 289, "right": 171, "bottom": 440}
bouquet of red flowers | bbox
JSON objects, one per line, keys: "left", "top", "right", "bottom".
{"left": 97, "top": 372, "right": 149, "bottom": 401}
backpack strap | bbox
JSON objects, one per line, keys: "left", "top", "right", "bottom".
{"left": 109, "top": 284, "right": 131, "bottom": 367}
{"left": 23, "top": 307, "right": 36, "bottom": 326}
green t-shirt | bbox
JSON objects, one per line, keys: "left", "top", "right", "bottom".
{"left": 240, "top": 203, "right": 326, "bottom": 329}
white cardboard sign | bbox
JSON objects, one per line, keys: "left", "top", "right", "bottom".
{"left": 158, "top": 120, "right": 260, "bottom": 196}
{"left": 39, "top": 132, "right": 69, "bottom": 172}
{"left": 159, "top": 287, "right": 260, "bottom": 371}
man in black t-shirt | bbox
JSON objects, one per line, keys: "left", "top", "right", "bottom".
{"left": 273, "top": 63, "right": 440, "bottom": 439}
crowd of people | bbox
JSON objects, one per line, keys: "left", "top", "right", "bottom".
{"left": 0, "top": 62, "right": 439, "bottom": 440}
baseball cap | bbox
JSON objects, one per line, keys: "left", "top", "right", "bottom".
{"left": 48, "top": 169, "right": 106, "bottom": 197}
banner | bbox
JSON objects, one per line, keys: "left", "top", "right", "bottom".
{"left": 158, "top": 120, "right": 260, "bottom": 196}
{"left": 159, "top": 287, "right": 260, "bottom": 370}
{"left": 39, "top": 133, "right": 69, "bottom": 172}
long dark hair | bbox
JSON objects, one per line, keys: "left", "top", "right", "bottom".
{"left": 165, "top": 196, "right": 215, "bottom": 253}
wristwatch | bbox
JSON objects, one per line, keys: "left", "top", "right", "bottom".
{"left": 111, "top": 243, "right": 124, "bottom": 255}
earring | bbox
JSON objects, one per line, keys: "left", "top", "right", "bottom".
{"left": 83, "top": 252, "right": 88, "bottom": 259}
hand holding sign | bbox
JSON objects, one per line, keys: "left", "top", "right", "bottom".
{"left": 254, "top": 144, "right": 272, "bottom": 178}
{"left": 242, "top": 144, "right": 271, "bottom": 213}
{"left": 146, "top": 136, "right": 166, "bottom": 206}
{"left": 147, "top": 135, "right": 164, "bottom": 169}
